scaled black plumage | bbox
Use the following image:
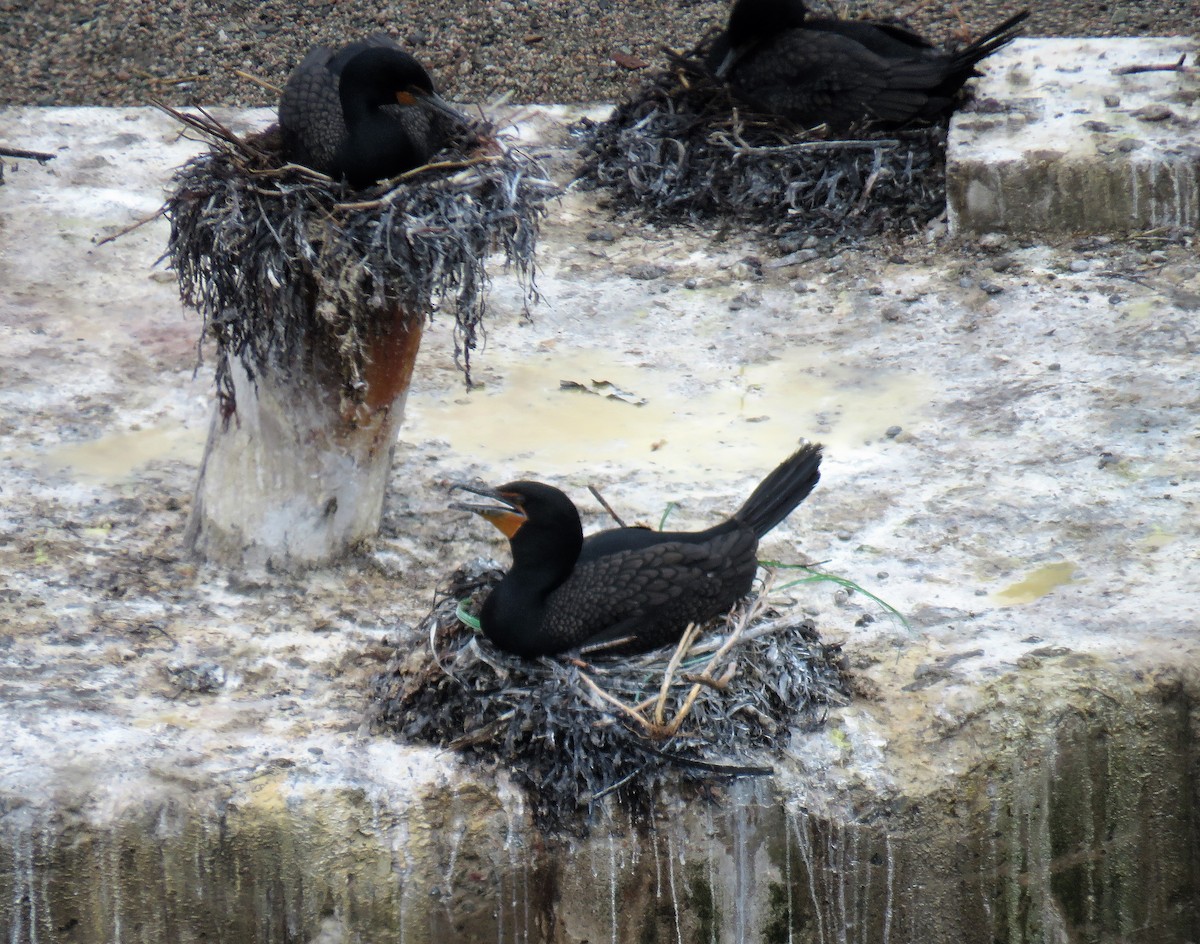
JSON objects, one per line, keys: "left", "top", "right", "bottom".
{"left": 278, "top": 34, "right": 463, "bottom": 187}
{"left": 709, "top": 0, "right": 1029, "bottom": 129}
{"left": 453, "top": 443, "right": 823, "bottom": 657}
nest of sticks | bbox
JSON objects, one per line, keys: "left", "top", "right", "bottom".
{"left": 160, "top": 104, "right": 555, "bottom": 414}
{"left": 575, "top": 46, "right": 948, "bottom": 249}
{"left": 370, "top": 559, "right": 848, "bottom": 835}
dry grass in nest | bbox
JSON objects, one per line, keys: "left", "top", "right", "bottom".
{"left": 370, "top": 559, "right": 849, "bottom": 836}
{"left": 574, "top": 47, "right": 948, "bottom": 250}
{"left": 159, "top": 104, "right": 556, "bottom": 415}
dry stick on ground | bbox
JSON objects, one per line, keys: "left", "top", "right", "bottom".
{"left": 1113, "top": 55, "right": 1190, "bottom": 76}
{"left": 587, "top": 485, "right": 629, "bottom": 528}
{"left": 234, "top": 70, "right": 283, "bottom": 94}
{"left": 0, "top": 146, "right": 56, "bottom": 163}
{"left": 94, "top": 208, "right": 167, "bottom": 247}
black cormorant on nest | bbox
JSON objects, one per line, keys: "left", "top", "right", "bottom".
{"left": 279, "top": 34, "right": 467, "bottom": 187}
{"left": 371, "top": 559, "right": 849, "bottom": 834}
{"left": 709, "top": 0, "right": 1030, "bottom": 129}
{"left": 450, "top": 444, "right": 823, "bottom": 657}
{"left": 576, "top": 5, "right": 1027, "bottom": 246}
{"left": 160, "top": 77, "right": 553, "bottom": 411}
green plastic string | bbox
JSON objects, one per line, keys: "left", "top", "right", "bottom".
{"left": 762, "top": 561, "right": 911, "bottom": 631}
{"left": 455, "top": 599, "right": 482, "bottom": 631}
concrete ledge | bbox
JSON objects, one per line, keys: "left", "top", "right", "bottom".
{"left": 949, "top": 37, "right": 1200, "bottom": 235}
{"left": 2, "top": 105, "right": 1199, "bottom": 942}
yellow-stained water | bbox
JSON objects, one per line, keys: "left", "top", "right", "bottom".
{"left": 40, "top": 424, "right": 205, "bottom": 484}
{"left": 1139, "top": 525, "right": 1175, "bottom": 551}
{"left": 992, "top": 562, "right": 1082, "bottom": 605}
{"left": 406, "top": 348, "right": 930, "bottom": 479}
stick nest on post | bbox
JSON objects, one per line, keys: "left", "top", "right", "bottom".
{"left": 575, "top": 46, "right": 948, "bottom": 249}
{"left": 161, "top": 106, "right": 555, "bottom": 415}
{"left": 370, "top": 559, "right": 849, "bottom": 836}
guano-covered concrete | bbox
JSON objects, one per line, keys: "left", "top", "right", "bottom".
{"left": 1, "top": 48, "right": 1198, "bottom": 943}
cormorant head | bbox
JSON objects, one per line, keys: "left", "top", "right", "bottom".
{"left": 338, "top": 46, "right": 466, "bottom": 124}
{"left": 713, "top": 0, "right": 810, "bottom": 76}
{"left": 727, "top": 0, "right": 809, "bottom": 42}
{"left": 452, "top": 480, "right": 584, "bottom": 567}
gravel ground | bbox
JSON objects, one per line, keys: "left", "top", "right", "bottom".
{"left": 2, "top": 0, "right": 1196, "bottom": 109}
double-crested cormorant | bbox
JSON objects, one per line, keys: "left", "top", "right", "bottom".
{"left": 452, "top": 443, "right": 823, "bottom": 657}
{"left": 279, "top": 34, "right": 465, "bottom": 187}
{"left": 708, "top": 0, "right": 1029, "bottom": 129}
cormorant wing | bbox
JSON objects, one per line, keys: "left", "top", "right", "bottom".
{"left": 279, "top": 45, "right": 346, "bottom": 174}
{"left": 544, "top": 529, "right": 759, "bottom": 652}
{"left": 732, "top": 30, "right": 942, "bottom": 128}
{"left": 805, "top": 18, "right": 938, "bottom": 58}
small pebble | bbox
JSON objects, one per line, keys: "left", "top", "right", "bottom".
{"left": 1103, "top": 94, "right": 1121, "bottom": 108}
{"left": 1069, "top": 259, "right": 1089, "bottom": 273}
{"left": 1047, "top": 362, "right": 1061, "bottom": 371}
{"left": 791, "top": 279, "right": 808, "bottom": 293}
{"left": 683, "top": 277, "right": 698, "bottom": 290}
{"left": 979, "top": 281, "right": 1004, "bottom": 295}
{"left": 776, "top": 233, "right": 806, "bottom": 253}
{"left": 958, "top": 276, "right": 974, "bottom": 289}
{"left": 1132, "top": 104, "right": 1173, "bottom": 122}
{"left": 990, "top": 256, "right": 1015, "bottom": 273}
{"left": 626, "top": 263, "right": 666, "bottom": 280}
{"left": 885, "top": 425, "right": 902, "bottom": 439}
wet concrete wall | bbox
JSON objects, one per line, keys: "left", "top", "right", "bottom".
{"left": 3, "top": 662, "right": 1195, "bottom": 943}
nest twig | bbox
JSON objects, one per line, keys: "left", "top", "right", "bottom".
{"left": 159, "top": 101, "right": 556, "bottom": 414}
{"left": 370, "top": 560, "right": 849, "bottom": 835}
{"left": 574, "top": 44, "right": 947, "bottom": 249}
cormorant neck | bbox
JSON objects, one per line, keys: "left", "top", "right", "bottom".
{"left": 479, "top": 497, "right": 584, "bottom": 657}
{"left": 500, "top": 513, "right": 583, "bottom": 602}
{"left": 727, "top": 0, "right": 809, "bottom": 46}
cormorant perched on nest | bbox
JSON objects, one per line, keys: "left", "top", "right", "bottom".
{"left": 709, "top": 0, "right": 1029, "bottom": 129}
{"left": 279, "top": 34, "right": 466, "bottom": 187}
{"left": 452, "top": 444, "right": 823, "bottom": 657}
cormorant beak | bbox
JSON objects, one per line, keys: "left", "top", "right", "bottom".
{"left": 400, "top": 87, "right": 471, "bottom": 127}
{"left": 450, "top": 483, "right": 527, "bottom": 538}
{"left": 713, "top": 47, "right": 739, "bottom": 80}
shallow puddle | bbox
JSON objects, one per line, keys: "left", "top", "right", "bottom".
{"left": 39, "top": 424, "right": 205, "bottom": 484}
{"left": 406, "top": 347, "right": 930, "bottom": 478}
{"left": 992, "top": 561, "right": 1082, "bottom": 605}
